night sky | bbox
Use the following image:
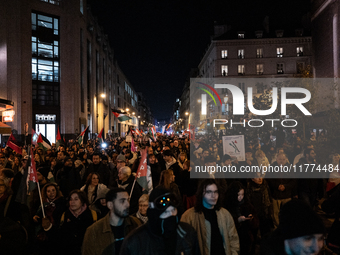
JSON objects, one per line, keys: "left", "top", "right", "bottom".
{"left": 88, "top": 0, "right": 311, "bottom": 120}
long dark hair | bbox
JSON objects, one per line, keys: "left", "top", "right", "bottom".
{"left": 224, "top": 181, "right": 247, "bottom": 210}
{"left": 195, "top": 179, "right": 222, "bottom": 212}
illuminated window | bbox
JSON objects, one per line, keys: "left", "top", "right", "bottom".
{"left": 297, "top": 47, "right": 303, "bottom": 57}
{"left": 277, "top": 48, "right": 283, "bottom": 57}
{"left": 221, "top": 65, "right": 228, "bottom": 76}
{"left": 256, "top": 64, "right": 263, "bottom": 75}
{"left": 238, "top": 49, "right": 244, "bottom": 59}
{"left": 256, "top": 48, "right": 263, "bottom": 58}
{"left": 221, "top": 50, "right": 228, "bottom": 59}
{"left": 238, "top": 65, "right": 245, "bottom": 75}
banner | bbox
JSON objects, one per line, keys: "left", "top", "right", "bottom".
{"left": 222, "top": 135, "right": 245, "bottom": 161}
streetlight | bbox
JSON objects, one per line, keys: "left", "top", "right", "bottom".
{"left": 224, "top": 95, "right": 228, "bottom": 104}
{"left": 100, "top": 93, "right": 106, "bottom": 98}
{"left": 197, "top": 99, "right": 201, "bottom": 103}
{"left": 138, "top": 116, "right": 140, "bottom": 118}
{"left": 185, "top": 112, "right": 189, "bottom": 115}
{"left": 126, "top": 108, "right": 129, "bottom": 112}
{"left": 132, "top": 112, "right": 135, "bottom": 115}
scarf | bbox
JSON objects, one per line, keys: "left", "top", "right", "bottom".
{"left": 70, "top": 204, "right": 87, "bottom": 218}
{"left": 136, "top": 210, "right": 148, "bottom": 223}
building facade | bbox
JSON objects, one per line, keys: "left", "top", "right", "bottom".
{"left": 0, "top": 0, "right": 140, "bottom": 143}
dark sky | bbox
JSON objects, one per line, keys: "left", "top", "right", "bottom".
{"left": 88, "top": 0, "right": 311, "bottom": 120}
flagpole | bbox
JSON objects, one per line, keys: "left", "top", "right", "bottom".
{"left": 36, "top": 180, "right": 46, "bottom": 218}
{"left": 129, "top": 179, "right": 136, "bottom": 199}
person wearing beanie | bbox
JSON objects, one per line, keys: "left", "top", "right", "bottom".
{"left": 163, "top": 150, "right": 182, "bottom": 187}
{"left": 260, "top": 199, "right": 325, "bottom": 255}
{"left": 181, "top": 179, "right": 240, "bottom": 255}
{"left": 120, "top": 187, "right": 200, "bottom": 255}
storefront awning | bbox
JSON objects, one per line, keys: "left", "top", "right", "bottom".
{"left": 0, "top": 122, "right": 12, "bottom": 134}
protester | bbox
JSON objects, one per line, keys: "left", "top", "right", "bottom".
{"left": 132, "top": 194, "right": 149, "bottom": 224}
{"left": 181, "top": 179, "right": 240, "bottom": 255}
{"left": 260, "top": 199, "right": 325, "bottom": 255}
{"left": 82, "top": 188, "right": 142, "bottom": 255}
{"left": 80, "top": 172, "right": 110, "bottom": 213}
{"left": 59, "top": 190, "right": 97, "bottom": 255}
{"left": 120, "top": 187, "right": 200, "bottom": 255}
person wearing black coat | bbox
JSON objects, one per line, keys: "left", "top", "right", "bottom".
{"left": 322, "top": 184, "right": 340, "bottom": 253}
{"left": 56, "top": 157, "right": 81, "bottom": 198}
{"left": 59, "top": 190, "right": 97, "bottom": 255}
{"left": 82, "top": 153, "right": 110, "bottom": 186}
{"left": 119, "top": 187, "right": 200, "bottom": 255}
{"left": 117, "top": 166, "right": 143, "bottom": 215}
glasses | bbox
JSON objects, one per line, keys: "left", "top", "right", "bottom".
{"left": 149, "top": 193, "right": 178, "bottom": 210}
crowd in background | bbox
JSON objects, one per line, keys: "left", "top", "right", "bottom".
{"left": 0, "top": 132, "right": 339, "bottom": 255}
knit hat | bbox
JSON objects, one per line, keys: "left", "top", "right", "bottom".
{"left": 116, "top": 154, "right": 126, "bottom": 162}
{"left": 278, "top": 199, "right": 325, "bottom": 240}
{"left": 37, "top": 167, "right": 50, "bottom": 180}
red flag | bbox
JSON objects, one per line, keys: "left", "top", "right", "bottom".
{"left": 27, "top": 146, "right": 38, "bottom": 192}
{"left": 131, "top": 137, "right": 137, "bottom": 152}
{"left": 135, "top": 147, "right": 152, "bottom": 193}
{"left": 56, "top": 126, "right": 62, "bottom": 150}
{"left": 98, "top": 128, "right": 104, "bottom": 143}
{"left": 6, "top": 133, "right": 22, "bottom": 155}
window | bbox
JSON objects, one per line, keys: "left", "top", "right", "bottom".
{"left": 80, "top": 0, "right": 84, "bottom": 14}
{"left": 238, "top": 65, "right": 245, "bottom": 75}
{"left": 277, "top": 47, "right": 283, "bottom": 57}
{"left": 238, "top": 49, "right": 244, "bottom": 59}
{"left": 32, "top": 12, "right": 60, "bottom": 106}
{"left": 256, "top": 64, "right": 264, "bottom": 75}
{"left": 238, "top": 83, "right": 245, "bottom": 93}
{"left": 40, "top": 0, "right": 61, "bottom": 5}
{"left": 221, "top": 65, "right": 228, "bottom": 76}
{"left": 297, "top": 47, "right": 303, "bottom": 57}
{"left": 277, "top": 63, "right": 284, "bottom": 74}
{"left": 221, "top": 50, "right": 228, "bottom": 59}
{"left": 256, "top": 48, "right": 263, "bottom": 58}
{"left": 255, "top": 30, "right": 263, "bottom": 38}
{"left": 297, "top": 62, "right": 304, "bottom": 74}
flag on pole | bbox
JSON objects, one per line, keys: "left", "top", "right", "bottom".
{"left": 56, "top": 126, "right": 63, "bottom": 150}
{"left": 135, "top": 147, "right": 153, "bottom": 194}
{"left": 27, "top": 146, "right": 38, "bottom": 193}
{"left": 148, "top": 127, "right": 156, "bottom": 141}
{"left": 77, "top": 126, "right": 89, "bottom": 145}
{"left": 161, "top": 125, "right": 166, "bottom": 134}
{"left": 166, "top": 124, "right": 171, "bottom": 130}
{"left": 6, "top": 133, "right": 22, "bottom": 155}
{"left": 131, "top": 137, "right": 137, "bottom": 152}
{"left": 98, "top": 128, "right": 104, "bottom": 143}
{"left": 37, "top": 133, "right": 51, "bottom": 151}
{"left": 112, "top": 111, "right": 132, "bottom": 122}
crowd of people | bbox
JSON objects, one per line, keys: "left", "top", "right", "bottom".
{"left": 0, "top": 133, "right": 339, "bottom": 255}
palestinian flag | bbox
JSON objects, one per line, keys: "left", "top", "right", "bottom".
{"left": 6, "top": 133, "right": 22, "bottom": 155}
{"left": 27, "top": 146, "right": 38, "bottom": 193}
{"left": 148, "top": 127, "right": 156, "bottom": 141}
{"left": 98, "top": 128, "right": 104, "bottom": 143}
{"left": 37, "top": 133, "right": 51, "bottom": 151}
{"left": 78, "top": 126, "right": 89, "bottom": 145}
{"left": 135, "top": 147, "right": 153, "bottom": 195}
{"left": 56, "top": 126, "right": 63, "bottom": 150}
{"left": 112, "top": 111, "right": 132, "bottom": 122}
